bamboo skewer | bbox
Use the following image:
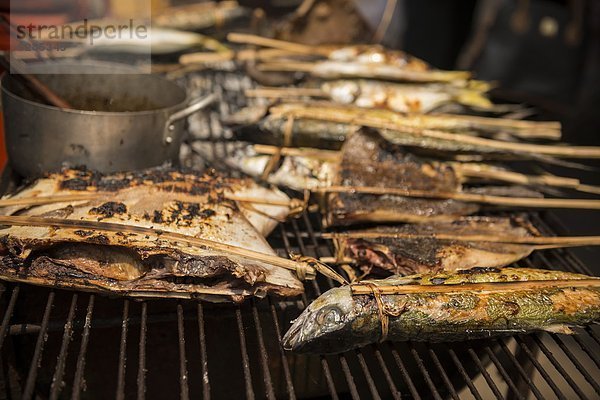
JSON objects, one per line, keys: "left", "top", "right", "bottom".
{"left": 245, "top": 87, "right": 327, "bottom": 98}
{"left": 227, "top": 32, "right": 330, "bottom": 56}
{"left": 0, "top": 194, "right": 97, "bottom": 207}
{"left": 351, "top": 278, "right": 600, "bottom": 296}
{"left": 323, "top": 231, "right": 600, "bottom": 247}
{"left": 253, "top": 144, "right": 340, "bottom": 160}
{"left": 313, "top": 185, "right": 600, "bottom": 209}
{"left": 274, "top": 107, "right": 600, "bottom": 158}
{"left": 453, "top": 164, "right": 600, "bottom": 195}
{"left": 0, "top": 215, "right": 317, "bottom": 281}
{"left": 179, "top": 48, "right": 303, "bottom": 65}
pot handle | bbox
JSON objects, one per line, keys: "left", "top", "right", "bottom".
{"left": 164, "top": 93, "right": 217, "bottom": 144}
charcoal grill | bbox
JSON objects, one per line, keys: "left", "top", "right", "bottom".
{"left": 0, "top": 70, "right": 599, "bottom": 400}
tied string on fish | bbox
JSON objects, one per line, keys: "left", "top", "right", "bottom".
{"left": 361, "top": 283, "right": 406, "bottom": 343}
{"left": 290, "top": 253, "right": 348, "bottom": 285}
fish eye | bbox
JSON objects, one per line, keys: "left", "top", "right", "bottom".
{"left": 316, "top": 306, "right": 341, "bottom": 328}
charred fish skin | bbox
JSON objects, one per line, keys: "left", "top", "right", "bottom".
{"left": 282, "top": 267, "right": 600, "bottom": 354}
{"left": 0, "top": 167, "right": 304, "bottom": 302}
{"left": 340, "top": 217, "right": 538, "bottom": 275}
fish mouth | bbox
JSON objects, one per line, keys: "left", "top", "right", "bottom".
{"left": 281, "top": 315, "right": 307, "bottom": 351}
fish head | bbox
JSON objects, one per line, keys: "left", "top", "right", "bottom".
{"left": 282, "top": 285, "right": 370, "bottom": 354}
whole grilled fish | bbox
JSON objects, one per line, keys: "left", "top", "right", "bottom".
{"left": 282, "top": 267, "right": 600, "bottom": 354}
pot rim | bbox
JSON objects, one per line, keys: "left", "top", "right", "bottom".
{"left": 0, "top": 72, "right": 189, "bottom": 117}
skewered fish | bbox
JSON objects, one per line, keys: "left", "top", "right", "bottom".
{"left": 322, "top": 80, "right": 493, "bottom": 113}
{"left": 264, "top": 102, "right": 600, "bottom": 162}
{"left": 153, "top": 1, "right": 249, "bottom": 32}
{"left": 189, "top": 140, "right": 337, "bottom": 191}
{"left": 282, "top": 267, "right": 600, "bottom": 353}
{"left": 325, "top": 129, "right": 481, "bottom": 226}
{"left": 227, "top": 33, "right": 469, "bottom": 83}
{"left": 0, "top": 168, "right": 305, "bottom": 302}
{"left": 231, "top": 102, "right": 561, "bottom": 151}
{"left": 331, "top": 217, "right": 539, "bottom": 276}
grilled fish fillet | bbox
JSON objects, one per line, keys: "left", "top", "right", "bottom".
{"left": 0, "top": 168, "right": 303, "bottom": 302}
{"left": 336, "top": 217, "right": 539, "bottom": 276}
{"left": 326, "top": 129, "right": 479, "bottom": 226}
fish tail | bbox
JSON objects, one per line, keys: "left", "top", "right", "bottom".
{"left": 543, "top": 324, "right": 576, "bottom": 335}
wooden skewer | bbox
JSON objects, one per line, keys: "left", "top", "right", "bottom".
{"left": 226, "top": 33, "right": 330, "bottom": 56}
{"left": 0, "top": 194, "right": 97, "bottom": 207}
{"left": 323, "top": 232, "right": 600, "bottom": 247}
{"left": 276, "top": 107, "right": 600, "bottom": 158}
{"left": 313, "top": 185, "right": 600, "bottom": 209}
{"left": 179, "top": 48, "right": 302, "bottom": 65}
{"left": 245, "top": 87, "right": 326, "bottom": 98}
{"left": 453, "top": 164, "right": 600, "bottom": 195}
{"left": 0, "top": 215, "right": 317, "bottom": 280}
{"left": 223, "top": 193, "right": 300, "bottom": 208}
{"left": 351, "top": 278, "right": 600, "bottom": 295}
{"left": 253, "top": 144, "right": 340, "bottom": 160}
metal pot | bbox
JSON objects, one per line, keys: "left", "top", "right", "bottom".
{"left": 1, "top": 62, "right": 214, "bottom": 177}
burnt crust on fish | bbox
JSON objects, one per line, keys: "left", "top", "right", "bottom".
{"left": 338, "top": 216, "right": 539, "bottom": 276}
{"left": 0, "top": 168, "right": 302, "bottom": 302}
{"left": 326, "top": 129, "right": 479, "bottom": 226}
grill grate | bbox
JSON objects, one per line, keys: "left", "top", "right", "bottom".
{"left": 0, "top": 211, "right": 599, "bottom": 399}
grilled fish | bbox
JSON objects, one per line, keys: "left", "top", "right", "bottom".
{"left": 153, "top": 1, "right": 249, "bottom": 31}
{"left": 335, "top": 217, "right": 538, "bottom": 276}
{"left": 322, "top": 80, "right": 492, "bottom": 113}
{"left": 0, "top": 168, "right": 304, "bottom": 302}
{"left": 325, "top": 129, "right": 480, "bottom": 226}
{"left": 282, "top": 267, "right": 600, "bottom": 353}
{"left": 191, "top": 141, "right": 336, "bottom": 191}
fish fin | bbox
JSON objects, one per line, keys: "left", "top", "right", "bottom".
{"left": 455, "top": 90, "right": 494, "bottom": 109}
{"left": 543, "top": 324, "right": 575, "bottom": 335}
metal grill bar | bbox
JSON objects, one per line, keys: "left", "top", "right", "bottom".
{"left": 251, "top": 301, "right": 276, "bottom": 400}
{"left": 22, "top": 291, "right": 54, "bottom": 400}
{"left": 372, "top": 346, "right": 402, "bottom": 400}
{"left": 137, "top": 301, "right": 147, "bottom": 400}
{"left": 354, "top": 350, "right": 382, "bottom": 399}
{"left": 427, "top": 346, "right": 459, "bottom": 400}
{"left": 408, "top": 342, "right": 443, "bottom": 400}
{"left": 531, "top": 335, "right": 589, "bottom": 400}
{"left": 446, "top": 345, "right": 483, "bottom": 400}
{"left": 552, "top": 335, "right": 600, "bottom": 396}
{"left": 0, "top": 286, "right": 19, "bottom": 352}
{"left": 49, "top": 293, "right": 78, "bottom": 400}
{"left": 177, "top": 303, "right": 190, "bottom": 400}
{"left": 388, "top": 342, "right": 421, "bottom": 399}
{"left": 467, "top": 347, "right": 504, "bottom": 399}
{"left": 116, "top": 300, "right": 129, "bottom": 400}
{"left": 71, "top": 294, "right": 94, "bottom": 400}
{"left": 498, "top": 339, "right": 544, "bottom": 400}
{"left": 572, "top": 333, "right": 600, "bottom": 371}
{"left": 514, "top": 336, "right": 567, "bottom": 400}
{"left": 267, "top": 299, "right": 296, "bottom": 399}
{"left": 483, "top": 346, "right": 524, "bottom": 400}
{"left": 235, "top": 307, "right": 255, "bottom": 400}
{"left": 196, "top": 303, "right": 210, "bottom": 400}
